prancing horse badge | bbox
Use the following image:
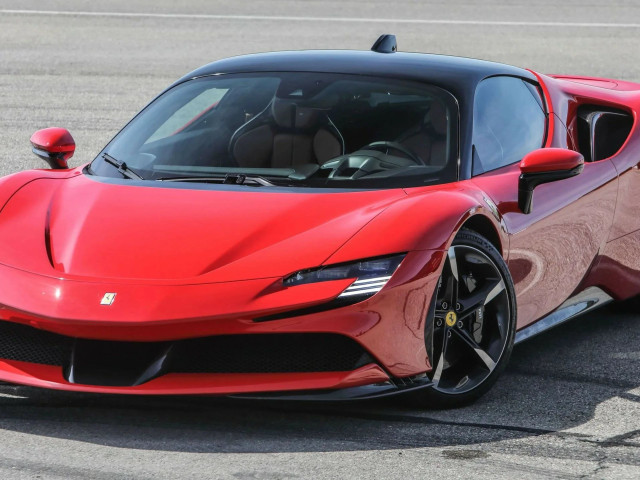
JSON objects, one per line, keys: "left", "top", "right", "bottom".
{"left": 100, "top": 293, "right": 116, "bottom": 305}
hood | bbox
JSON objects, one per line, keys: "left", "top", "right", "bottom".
{"left": 0, "top": 175, "right": 405, "bottom": 282}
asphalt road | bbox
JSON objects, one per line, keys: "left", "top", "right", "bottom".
{"left": 1, "top": 1, "right": 640, "bottom": 478}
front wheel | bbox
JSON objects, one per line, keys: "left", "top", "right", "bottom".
{"left": 409, "top": 229, "right": 517, "bottom": 408}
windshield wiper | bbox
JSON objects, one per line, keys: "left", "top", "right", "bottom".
{"left": 102, "top": 153, "right": 144, "bottom": 180}
{"left": 154, "top": 164, "right": 319, "bottom": 181}
{"left": 158, "top": 173, "right": 276, "bottom": 186}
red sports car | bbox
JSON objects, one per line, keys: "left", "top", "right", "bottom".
{"left": 2, "top": 35, "right": 638, "bottom": 407}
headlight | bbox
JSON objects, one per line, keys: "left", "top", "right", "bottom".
{"left": 284, "top": 254, "right": 406, "bottom": 300}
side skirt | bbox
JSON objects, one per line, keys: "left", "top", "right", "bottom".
{"left": 515, "top": 286, "right": 613, "bottom": 344}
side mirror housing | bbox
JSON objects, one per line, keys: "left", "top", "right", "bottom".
{"left": 30, "top": 128, "right": 75, "bottom": 169}
{"left": 518, "top": 148, "right": 584, "bottom": 214}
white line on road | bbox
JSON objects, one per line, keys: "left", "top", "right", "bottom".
{"left": 1, "top": 9, "right": 640, "bottom": 28}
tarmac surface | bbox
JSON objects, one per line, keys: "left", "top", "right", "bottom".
{"left": 1, "top": 1, "right": 640, "bottom": 478}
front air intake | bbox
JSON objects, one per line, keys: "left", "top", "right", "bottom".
{"left": 0, "top": 321, "right": 375, "bottom": 386}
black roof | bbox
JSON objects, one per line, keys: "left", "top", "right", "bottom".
{"left": 177, "top": 50, "right": 534, "bottom": 98}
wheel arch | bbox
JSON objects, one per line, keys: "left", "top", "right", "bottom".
{"left": 458, "top": 214, "right": 503, "bottom": 256}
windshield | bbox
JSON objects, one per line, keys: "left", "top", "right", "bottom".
{"left": 90, "top": 73, "right": 459, "bottom": 189}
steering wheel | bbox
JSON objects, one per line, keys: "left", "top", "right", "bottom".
{"left": 362, "top": 141, "right": 425, "bottom": 165}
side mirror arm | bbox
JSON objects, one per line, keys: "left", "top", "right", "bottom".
{"left": 31, "top": 147, "right": 71, "bottom": 170}
{"left": 518, "top": 164, "right": 584, "bottom": 214}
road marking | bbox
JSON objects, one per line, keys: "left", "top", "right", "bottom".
{"left": 1, "top": 9, "right": 640, "bottom": 28}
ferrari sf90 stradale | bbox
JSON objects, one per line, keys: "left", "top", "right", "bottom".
{"left": 2, "top": 35, "right": 638, "bottom": 406}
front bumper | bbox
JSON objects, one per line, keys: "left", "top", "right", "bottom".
{"left": 0, "top": 359, "right": 392, "bottom": 396}
{"left": 0, "top": 250, "right": 443, "bottom": 396}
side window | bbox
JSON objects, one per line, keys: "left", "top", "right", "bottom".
{"left": 472, "top": 76, "right": 546, "bottom": 175}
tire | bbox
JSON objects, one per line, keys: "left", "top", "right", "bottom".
{"left": 406, "top": 228, "right": 517, "bottom": 409}
{"left": 610, "top": 295, "right": 640, "bottom": 313}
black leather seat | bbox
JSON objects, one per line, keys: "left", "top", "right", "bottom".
{"left": 229, "top": 98, "right": 344, "bottom": 168}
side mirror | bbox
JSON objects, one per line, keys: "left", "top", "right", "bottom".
{"left": 30, "top": 128, "right": 75, "bottom": 169}
{"left": 518, "top": 148, "right": 584, "bottom": 214}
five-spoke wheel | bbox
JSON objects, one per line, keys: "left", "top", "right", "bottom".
{"left": 411, "top": 229, "right": 516, "bottom": 408}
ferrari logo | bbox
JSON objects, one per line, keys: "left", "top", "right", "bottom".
{"left": 445, "top": 311, "right": 457, "bottom": 327}
{"left": 100, "top": 293, "right": 116, "bottom": 305}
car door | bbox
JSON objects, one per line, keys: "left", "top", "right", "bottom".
{"left": 470, "top": 76, "right": 618, "bottom": 329}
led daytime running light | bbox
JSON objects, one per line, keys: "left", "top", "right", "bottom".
{"left": 284, "top": 254, "right": 406, "bottom": 300}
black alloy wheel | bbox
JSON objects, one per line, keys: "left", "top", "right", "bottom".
{"left": 409, "top": 229, "right": 516, "bottom": 408}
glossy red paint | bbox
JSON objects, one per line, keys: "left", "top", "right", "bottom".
{"left": 0, "top": 167, "right": 450, "bottom": 382}
{"left": 0, "top": 248, "right": 442, "bottom": 379}
{"left": 527, "top": 69, "right": 556, "bottom": 148}
{"left": 473, "top": 159, "right": 618, "bottom": 328}
{"left": 520, "top": 148, "right": 584, "bottom": 174}
{"left": 0, "top": 173, "right": 409, "bottom": 281}
{"left": 536, "top": 72, "right": 640, "bottom": 303}
{"left": 30, "top": 127, "right": 75, "bottom": 168}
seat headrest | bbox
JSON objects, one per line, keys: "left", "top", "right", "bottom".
{"left": 428, "top": 101, "right": 448, "bottom": 136}
{"left": 271, "top": 98, "right": 321, "bottom": 130}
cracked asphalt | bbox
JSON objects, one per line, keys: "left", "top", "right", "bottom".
{"left": 1, "top": 1, "right": 640, "bottom": 478}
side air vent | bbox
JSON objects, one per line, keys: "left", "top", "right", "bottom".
{"left": 577, "top": 105, "right": 633, "bottom": 162}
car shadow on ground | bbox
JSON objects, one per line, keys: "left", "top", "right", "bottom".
{"left": 0, "top": 297, "right": 639, "bottom": 453}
